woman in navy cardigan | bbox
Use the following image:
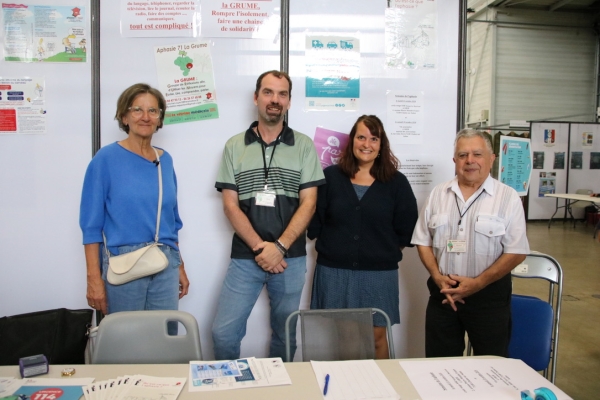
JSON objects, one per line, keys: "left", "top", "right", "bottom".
{"left": 308, "top": 115, "right": 418, "bottom": 359}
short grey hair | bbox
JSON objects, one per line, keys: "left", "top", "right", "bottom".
{"left": 454, "top": 129, "right": 493, "bottom": 154}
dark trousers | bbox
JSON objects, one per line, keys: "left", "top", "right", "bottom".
{"left": 425, "top": 274, "right": 512, "bottom": 358}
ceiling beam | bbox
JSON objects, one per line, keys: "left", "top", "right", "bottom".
{"left": 549, "top": 0, "right": 575, "bottom": 12}
{"left": 490, "top": 0, "right": 543, "bottom": 8}
{"left": 488, "top": 0, "right": 511, "bottom": 7}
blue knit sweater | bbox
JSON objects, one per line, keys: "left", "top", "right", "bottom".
{"left": 79, "top": 142, "right": 182, "bottom": 252}
{"left": 307, "top": 165, "right": 418, "bottom": 271}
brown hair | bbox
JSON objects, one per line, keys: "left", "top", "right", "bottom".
{"left": 255, "top": 70, "right": 292, "bottom": 99}
{"left": 337, "top": 115, "right": 399, "bottom": 182}
{"left": 114, "top": 83, "right": 167, "bottom": 134}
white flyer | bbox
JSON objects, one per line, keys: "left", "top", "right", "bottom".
{"left": 119, "top": 0, "right": 200, "bottom": 38}
{"left": 114, "top": 375, "right": 186, "bottom": 400}
{"left": 188, "top": 357, "right": 291, "bottom": 392}
{"left": 200, "top": 0, "right": 280, "bottom": 39}
{"left": 385, "top": 0, "right": 438, "bottom": 69}
{"left": 0, "top": 377, "right": 20, "bottom": 397}
{"left": 399, "top": 358, "right": 572, "bottom": 400}
{"left": 0, "top": 77, "right": 46, "bottom": 134}
{"left": 386, "top": 90, "right": 424, "bottom": 145}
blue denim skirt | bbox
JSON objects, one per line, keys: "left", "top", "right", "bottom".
{"left": 310, "top": 263, "right": 400, "bottom": 326}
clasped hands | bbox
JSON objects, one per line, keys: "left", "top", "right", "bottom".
{"left": 435, "top": 274, "right": 484, "bottom": 312}
{"left": 253, "top": 241, "right": 287, "bottom": 274}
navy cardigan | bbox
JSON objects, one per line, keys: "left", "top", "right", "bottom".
{"left": 307, "top": 165, "right": 418, "bottom": 271}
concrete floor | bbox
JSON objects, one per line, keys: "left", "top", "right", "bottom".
{"left": 519, "top": 221, "right": 600, "bottom": 400}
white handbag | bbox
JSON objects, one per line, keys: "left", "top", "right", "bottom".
{"left": 105, "top": 147, "right": 168, "bottom": 285}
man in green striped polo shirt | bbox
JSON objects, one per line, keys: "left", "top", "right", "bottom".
{"left": 212, "top": 70, "right": 325, "bottom": 361}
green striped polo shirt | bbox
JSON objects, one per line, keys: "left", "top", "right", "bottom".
{"left": 216, "top": 121, "right": 325, "bottom": 259}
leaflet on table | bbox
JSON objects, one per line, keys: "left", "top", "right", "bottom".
{"left": 310, "top": 360, "right": 400, "bottom": 400}
{"left": 0, "top": 378, "right": 20, "bottom": 398}
{"left": 399, "top": 358, "right": 572, "bottom": 400}
{"left": 7, "top": 378, "right": 94, "bottom": 400}
{"left": 188, "top": 357, "right": 291, "bottom": 392}
{"left": 83, "top": 375, "right": 185, "bottom": 400}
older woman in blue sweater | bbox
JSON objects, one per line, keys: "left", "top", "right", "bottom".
{"left": 80, "top": 83, "right": 188, "bottom": 317}
{"left": 308, "top": 115, "right": 417, "bottom": 359}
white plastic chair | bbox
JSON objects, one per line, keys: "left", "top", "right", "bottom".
{"left": 91, "top": 310, "right": 202, "bottom": 364}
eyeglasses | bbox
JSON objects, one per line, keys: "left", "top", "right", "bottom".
{"left": 127, "top": 106, "right": 162, "bottom": 119}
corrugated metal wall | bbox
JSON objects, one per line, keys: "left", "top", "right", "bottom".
{"left": 466, "top": 6, "right": 597, "bottom": 128}
{"left": 466, "top": 12, "right": 495, "bottom": 124}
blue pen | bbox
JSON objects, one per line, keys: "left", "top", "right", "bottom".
{"left": 323, "top": 374, "right": 330, "bottom": 396}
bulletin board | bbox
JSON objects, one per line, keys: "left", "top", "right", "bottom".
{"left": 0, "top": 0, "right": 462, "bottom": 360}
{"left": 0, "top": 0, "right": 92, "bottom": 315}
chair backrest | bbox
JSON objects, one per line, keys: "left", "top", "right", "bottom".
{"left": 510, "top": 252, "right": 563, "bottom": 383}
{"left": 284, "top": 308, "right": 394, "bottom": 362}
{"left": 509, "top": 294, "right": 554, "bottom": 371}
{"left": 91, "top": 310, "right": 202, "bottom": 364}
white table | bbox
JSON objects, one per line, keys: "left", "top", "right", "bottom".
{"left": 0, "top": 360, "right": 422, "bottom": 400}
{"left": 544, "top": 193, "right": 600, "bottom": 229}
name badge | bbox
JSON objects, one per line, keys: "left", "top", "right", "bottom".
{"left": 256, "top": 190, "right": 276, "bottom": 207}
{"left": 447, "top": 240, "right": 466, "bottom": 253}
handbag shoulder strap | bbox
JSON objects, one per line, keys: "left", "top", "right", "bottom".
{"left": 102, "top": 147, "right": 163, "bottom": 255}
{"left": 152, "top": 147, "right": 163, "bottom": 244}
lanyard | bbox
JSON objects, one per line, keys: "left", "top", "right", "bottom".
{"left": 454, "top": 190, "right": 485, "bottom": 226}
{"left": 256, "top": 127, "right": 279, "bottom": 190}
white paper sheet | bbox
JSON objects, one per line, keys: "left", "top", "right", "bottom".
{"left": 0, "top": 377, "right": 20, "bottom": 397}
{"left": 310, "top": 360, "right": 400, "bottom": 400}
{"left": 399, "top": 358, "right": 572, "bottom": 400}
{"left": 115, "top": 375, "right": 186, "bottom": 400}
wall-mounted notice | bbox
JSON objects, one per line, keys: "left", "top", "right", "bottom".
{"left": 498, "top": 136, "right": 532, "bottom": 196}
{"left": 533, "top": 151, "right": 544, "bottom": 169}
{"left": 385, "top": 0, "right": 437, "bottom": 69}
{"left": 200, "top": 0, "right": 279, "bottom": 39}
{"left": 0, "top": 77, "right": 46, "bottom": 134}
{"left": 386, "top": 90, "right": 423, "bottom": 145}
{"left": 305, "top": 36, "right": 360, "bottom": 111}
{"left": 154, "top": 41, "right": 219, "bottom": 125}
{"left": 571, "top": 151, "right": 583, "bottom": 169}
{"left": 582, "top": 132, "right": 593, "bottom": 147}
{"left": 553, "top": 152, "right": 565, "bottom": 169}
{"left": 313, "top": 127, "right": 349, "bottom": 170}
{"left": 120, "top": 0, "right": 200, "bottom": 38}
{"left": 398, "top": 154, "right": 435, "bottom": 193}
{"left": 2, "top": 4, "right": 87, "bottom": 62}
{"left": 538, "top": 171, "right": 556, "bottom": 197}
{"left": 591, "top": 152, "right": 600, "bottom": 169}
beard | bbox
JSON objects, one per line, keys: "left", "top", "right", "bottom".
{"left": 260, "top": 103, "right": 284, "bottom": 124}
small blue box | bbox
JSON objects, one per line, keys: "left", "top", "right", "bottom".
{"left": 19, "top": 354, "right": 49, "bottom": 378}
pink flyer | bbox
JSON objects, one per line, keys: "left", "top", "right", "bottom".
{"left": 313, "top": 127, "right": 349, "bottom": 169}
